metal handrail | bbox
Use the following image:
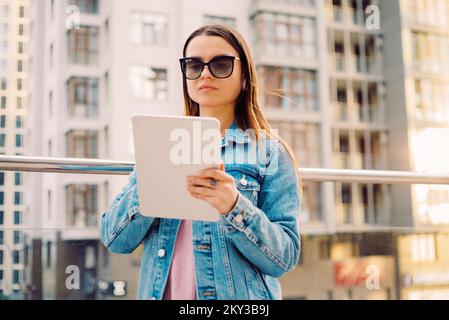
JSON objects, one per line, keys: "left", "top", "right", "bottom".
{"left": 1, "top": 155, "right": 449, "bottom": 184}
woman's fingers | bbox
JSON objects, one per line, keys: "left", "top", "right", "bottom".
{"left": 197, "top": 168, "right": 232, "bottom": 182}
{"left": 187, "top": 185, "right": 216, "bottom": 197}
{"left": 187, "top": 176, "right": 216, "bottom": 189}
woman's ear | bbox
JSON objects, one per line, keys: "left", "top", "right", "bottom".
{"left": 242, "top": 78, "right": 247, "bottom": 91}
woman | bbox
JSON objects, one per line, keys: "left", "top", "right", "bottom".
{"left": 100, "top": 24, "right": 302, "bottom": 300}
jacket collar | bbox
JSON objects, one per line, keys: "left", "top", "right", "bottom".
{"left": 222, "top": 120, "right": 251, "bottom": 147}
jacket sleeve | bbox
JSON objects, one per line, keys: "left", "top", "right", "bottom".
{"left": 100, "top": 168, "right": 155, "bottom": 254}
{"left": 220, "top": 141, "right": 301, "bottom": 278}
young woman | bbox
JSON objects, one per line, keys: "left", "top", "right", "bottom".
{"left": 101, "top": 24, "right": 302, "bottom": 300}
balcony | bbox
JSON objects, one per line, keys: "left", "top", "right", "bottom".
{"left": 349, "top": 8, "right": 364, "bottom": 27}
{"left": 332, "top": 6, "right": 343, "bottom": 23}
{"left": 334, "top": 152, "right": 350, "bottom": 168}
{"left": 352, "top": 152, "right": 364, "bottom": 169}
{"left": 337, "top": 203, "right": 352, "bottom": 224}
{"left": 333, "top": 102, "right": 348, "bottom": 121}
{"left": 331, "top": 52, "right": 345, "bottom": 72}
{"left": 351, "top": 55, "right": 363, "bottom": 73}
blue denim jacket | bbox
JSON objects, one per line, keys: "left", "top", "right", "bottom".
{"left": 100, "top": 121, "right": 301, "bottom": 300}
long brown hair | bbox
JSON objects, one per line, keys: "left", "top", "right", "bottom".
{"left": 181, "top": 24, "right": 303, "bottom": 198}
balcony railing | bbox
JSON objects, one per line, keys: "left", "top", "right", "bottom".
{"left": 1, "top": 155, "right": 449, "bottom": 185}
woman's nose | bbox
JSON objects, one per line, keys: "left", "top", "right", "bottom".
{"left": 200, "top": 65, "right": 213, "bottom": 79}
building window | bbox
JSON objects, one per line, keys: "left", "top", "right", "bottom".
{"left": 13, "top": 270, "right": 21, "bottom": 284}
{"left": 47, "top": 190, "right": 52, "bottom": 219}
{"left": 49, "top": 43, "right": 53, "bottom": 69}
{"left": 15, "top": 172, "right": 22, "bottom": 185}
{"left": 0, "top": 115, "right": 5, "bottom": 128}
{"left": 204, "top": 15, "right": 236, "bottom": 27}
{"left": 0, "top": 250, "right": 3, "bottom": 264}
{"left": 0, "top": 230, "right": 3, "bottom": 244}
{"left": 0, "top": 172, "right": 3, "bottom": 185}
{"left": 259, "top": 66, "right": 317, "bottom": 111}
{"left": 414, "top": 79, "right": 449, "bottom": 123}
{"left": 14, "top": 211, "right": 22, "bottom": 225}
{"left": 0, "top": 211, "right": 3, "bottom": 224}
{"left": 17, "top": 60, "right": 23, "bottom": 72}
{"left": 16, "top": 116, "right": 23, "bottom": 128}
{"left": 19, "top": 6, "right": 25, "bottom": 18}
{"left": 16, "top": 134, "right": 23, "bottom": 148}
{"left": 67, "top": 26, "right": 99, "bottom": 65}
{"left": 103, "top": 19, "right": 110, "bottom": 48}
{"left": 1, "top": 78, "right": 6, "bottom": 90}
{"left": 0, "top": 59, "right": 7, "bottom": 73}
{"left": 130, "top": 11, "right": 168, "bottom": 46}
{"left": 17, "top": 97, "right": 22, "bottom": 109}
{"left": 412, "top": 32, "right": 449, "bottom": 76}
{"left": 18, "top": 24, "right": 24, "bottom": 36}
{"left": 66, "top": 184, "right": 98, "bottom": 227}
{"left": 48, "top": 91, "right": 52, "bottom": 116}
{"left": 12, "top": 250, "right": 21, "bottom": 264}
{"left": 1, "top": 96, "right": 6, "bottom": 109}
{"left": 411, "top": 0, "right": 449, "bottom": 28}
{"left": 66, "top": 130, "right": 98, "bottom": 158}
{"left": 129, "top": 66, "right": 167, "bottom": 100}
{"left": 14, "top": 192, "right": 23, "bottom": 205}
{"left": 1, "top": 5, "right": 8, "bottom": 18}
{"left": 17, "top": 79, "right": 23, "bottom": 91}
{"left": 67, "top": 77, "right": 98, "bottom": 118}
{"left": 13, "top": 230, "right": 22, "bottom": 244}
{"left": 0, "top": 134, "right": 5, "bottom": 147}
{"left": 411, "top": 234, "right": 437, "bottom": 262}
{"left": 18, "top": 42, "right": 23, "bottom": 54}
{"left": 46, "top": 241, "right": 52, "bottom": 268}
{"left": 252, "top": 12, "right": 317, "bottom": 59}
{"left": 104, "top": 71, "right": 109, "bottom": 101}
{"left": 69, "top": 0, "right": 99, "bottom": 14}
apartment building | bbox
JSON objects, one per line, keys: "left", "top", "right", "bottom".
{"left": 0, "top": 0, "right": 29, "bottom": 299}
{"left": 24, "top": 0, "right": 449, "bottom": 300}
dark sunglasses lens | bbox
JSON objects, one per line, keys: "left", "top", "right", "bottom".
{"left": 210, "top": 57, "right": 234, "bottom": 78}
{"left": 182, "top": 59, "right": 203, "bottom": 79}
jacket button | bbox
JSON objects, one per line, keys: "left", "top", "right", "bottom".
{"left": 235, "top": 214, "right": 243, "bottom": 224}
{"left": 158, "top": 249, "right": 165, "bottom": 257}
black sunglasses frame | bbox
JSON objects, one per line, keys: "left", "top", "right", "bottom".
{"left": 179, "top": 55, "right": 241, "bottom": 80}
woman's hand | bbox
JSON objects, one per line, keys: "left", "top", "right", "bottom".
{"left": 186, "top": 161, "right": 238, "bottom": 215}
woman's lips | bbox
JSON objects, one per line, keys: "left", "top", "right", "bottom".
{"left": 198, "top": 84, "right": 218, "bottom": 92}
{"left": 199, "top": 87, "right": 218, "bottom": 92}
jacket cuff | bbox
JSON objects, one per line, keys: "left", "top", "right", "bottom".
{"left": 221, "top": 191, "right": 254, "bottom": 231}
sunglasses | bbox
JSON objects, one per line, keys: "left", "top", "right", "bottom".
{"left": 179, "top": 55, "right": 240, "bottom": 80}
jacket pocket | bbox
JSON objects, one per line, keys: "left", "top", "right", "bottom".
{"left": 226, "top": 165, "right": 261, "bottom": 207}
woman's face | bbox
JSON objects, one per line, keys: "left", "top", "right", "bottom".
{"left": 184, "top": 35, "right": 244, "bottom": 111}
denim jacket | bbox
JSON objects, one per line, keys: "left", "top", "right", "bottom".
{"left": 100, "top": 121, "right": 301, "bottom": 300}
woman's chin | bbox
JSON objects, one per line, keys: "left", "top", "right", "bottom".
{"left": 198, "top": 101, "right": 226, "bottom": 109}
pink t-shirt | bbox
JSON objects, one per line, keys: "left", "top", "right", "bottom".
{"left": 162, "top": 220, "right": 197, "bottom": 300}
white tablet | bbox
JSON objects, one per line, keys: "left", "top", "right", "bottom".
{"left": 132, "top": 115, "right": 222, "bottom": 221}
